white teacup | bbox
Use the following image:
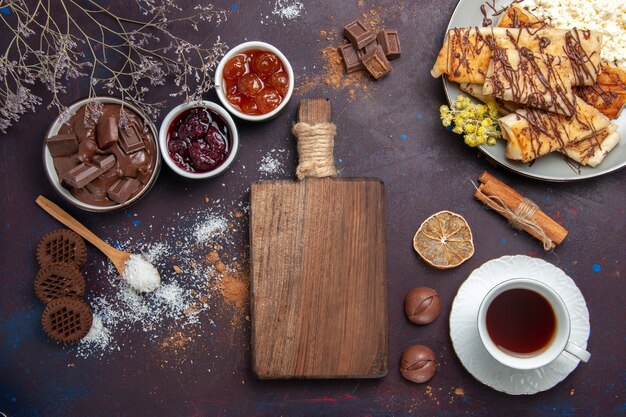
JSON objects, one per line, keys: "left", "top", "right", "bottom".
{"left": 477, "top": 278, "right": 590, "bottom": 370}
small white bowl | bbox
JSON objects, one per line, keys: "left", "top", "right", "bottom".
{"left": 215, "top": 41, "right": 294, "bottom": 122}
{"left": 44, "top": 96, "right": 161, "bottom": 213}
{"left": 158, "top": 100, "right": 239, "bottom": 179}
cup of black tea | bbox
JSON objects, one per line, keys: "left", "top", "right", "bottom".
{"left": 477, "top": 278, "right": 590, "bottom": 370}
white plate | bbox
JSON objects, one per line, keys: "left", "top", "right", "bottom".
{"left": 449, "top": 255, "right": 590, "bottom": 395}
{"left": 442, "top": 0, "right": 626, "bottom": 181}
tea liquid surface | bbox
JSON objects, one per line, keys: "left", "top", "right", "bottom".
{"left": 486, "top": 288, "right": 556, "bottom": 355}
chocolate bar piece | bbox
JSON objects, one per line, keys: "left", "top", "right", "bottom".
{"left": 377, "top": 29, "right": 401, "bottom": 59}
{"left": 107, "top": 177, "right": 141, "bottom": 204}
{"left": 338, "top": 44, "right": 364, "bottom": 73}
{"left": 46, "top": 133, "right": 78, "bottom": 157}
{"left": 357, "top": 40, "right": 378, "bottom": 61}
{"left": 344, "top": 20, "right": 376, "bottom": 50}
{"left": 97, "top": 114, "right": 119, "bottom": 149}
{"left": 91, "top": 154, "right": 116, "bottom": 170}
{"left": 63, "top": 155, "right": 116, "bottom": 189}
{"left": 361, "top": 45, "right": 392, "bottom": 79}
{"left": 119, "top": 122, "right": 145, "bottom": 154}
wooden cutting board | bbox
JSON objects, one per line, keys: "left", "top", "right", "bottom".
{"left": 250, "top": 99, "right": 388, "bottom": 379}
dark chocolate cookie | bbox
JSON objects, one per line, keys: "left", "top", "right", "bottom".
{"left": 36, "top": 229, "right": 87, "bottom": 268}
{"left": 41, "top": 297, "right": 93, "bottom": 343}
{"left": 35, "top": 262, "right": 85, "bottom": 303}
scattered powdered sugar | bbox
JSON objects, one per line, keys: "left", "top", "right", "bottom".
{"left": 262, "top": 0, "right": 304, "bottom": 25}
{"left": 123, "top": 254, "right": 161, "bottom": 293}
{"left": 193, "top": 214, "right": 229, "bottom": 243}
{"left": 272, "top": 0, "right": 304, "bottom": 20}
{"left": 259, "top": 148, "right": 288, "bottom": 175}
{"left": 77, "top": 315, "right": 111, "bottom": 357}
{"left": 69, "top": 201, "right": 249, "bottom": 360}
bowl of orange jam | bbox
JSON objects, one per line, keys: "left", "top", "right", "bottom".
{"left": 215, "top": 41, "right": 294, "bottom": 122}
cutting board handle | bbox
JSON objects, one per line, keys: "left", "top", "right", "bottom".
{"left": 292, "top": 98, "right": 337, "bottom": 180}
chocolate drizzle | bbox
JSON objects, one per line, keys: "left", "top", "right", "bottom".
{"left": 564, "top": 28, "right": 600, "bottom": 87}
{"left": 485, "top": 46, "right": 577, "bottom": 117}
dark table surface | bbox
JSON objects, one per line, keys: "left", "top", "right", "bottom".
{"left": 1, "top": 1, "right": 624, "bottom": 416}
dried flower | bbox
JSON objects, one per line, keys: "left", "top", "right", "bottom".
{"left": 0, "top": 0, "right": 227, "bottom": 134}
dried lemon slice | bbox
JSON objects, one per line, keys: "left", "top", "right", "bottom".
{"left": 413, "top": 210, "right": 474, "bottom": 269}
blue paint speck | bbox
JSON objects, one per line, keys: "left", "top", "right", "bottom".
{"left": 446, "top": 124, "right": 454, "bottom": 131}
{"left": 113, "top": 241, "right": 122, "bottom": 250}
{"left": 592, "top": 263, "right": 601, "bottom": 273}
{"left": 126, "top": 213, "right": 132, "bottom": 218}
{"left": 544, "top": 194, "right": 552, "bottom": 202}
{"left": 11, "top": 397, "right": 16, "bottom": 403}
{"left": 401, "top": 134, "right": 408, "bottom": 140}
{"left": 231, "top": 4, "right": 238, "bottom": 10}
{"left": 501, "top": 239, "right": 507, "bottom": 244}
{"left": 1, "top": 7, "right": 11, "bottom": 15}
{"left": 416, "top": 114, "right": 423, "bottom": 119}
{"left": 132, "top": 220, "right": 141, "bottom": 227}
{"left": 337, "top": 159, "right": 343, "bottom": 166}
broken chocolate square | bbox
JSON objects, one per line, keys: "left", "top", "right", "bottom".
{"left": 63, "top": 154, "right": 116, "bottom": 189}
{"left": 91, "top": 154, "right": 116, "bottom": 170}
{"left": 344, "top": 20, "right": 376, "bottom": 50}
{"left": 119, "top": 122, "right": 145, "bottom": 154}
{"left": 377, "top": 29, "right": 401, "bottom": 59}
{"left": 46, "top": 133, "right": 78, "bottom": 157}
{"left": 361, "top": 45, "right": 392, "bottom": 79}
{"left": 97, "top": 114, "right": 119, "bottom": 149}
{"left": 357, "top": 40, "right": 378, "bottom": 61}
{"left": 107, "top": 177, "right": 141, "bottom": 204}
{"left": 338, "top": 44, "right": 364, "bottom": 73}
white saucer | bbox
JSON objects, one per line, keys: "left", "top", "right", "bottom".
{"left": 449, "top": 255, "right": 590, "bottom": 395}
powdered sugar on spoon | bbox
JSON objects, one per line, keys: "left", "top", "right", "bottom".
{"left": 36, "top": 196, "right": 161, "bottom": 292}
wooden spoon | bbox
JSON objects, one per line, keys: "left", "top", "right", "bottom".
{"left": 35, "top": 195, "right": 160, "bottom": 292}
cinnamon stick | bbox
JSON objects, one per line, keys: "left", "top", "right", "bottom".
{"left": 474, "top": 171, "right": 567, "bottom": 249}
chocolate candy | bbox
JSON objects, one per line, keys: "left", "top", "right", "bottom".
{"left": 63, "top": 154, "right": 116, "bottom": 188}
{"left": 404, "top": 287, "right": 440, "bottom": 325}
{"left": 400, "top": 345, "right": 437, "bottom": 384}
{"left": 119, "top": 122, "right": 145, "bottom": 154}
{"left": 107, "top": 177, "right": 141, "bottom": 204}
{"left": 338, "top": 44, "right": 364, "bottom": 73}
{"left": 377, "top": 29, "right": 401, "bottom": 59}
{"left": 46, "top": 133, "right": 78, "bottom": 157}
{"left": 344, "top": 20, "right": 376, "bottom": 49}
{"left": 97, "top": 114, "right": 119, "bottom": 148}
{"left": 361, "top": 45, "right": 392, "bottom": 79}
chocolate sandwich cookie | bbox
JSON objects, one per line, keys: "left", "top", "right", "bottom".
{"left": 37, "top": 229, "right": 87, "bottom": 268}
{"left": 35, "top": 263, "right": 85, "bottom": 304}
{"left": 41, "top": 297, "right": 93, "bottom": 343}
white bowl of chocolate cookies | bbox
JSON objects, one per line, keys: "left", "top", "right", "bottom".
{"left": 43, "top": 96, "right": 161, "bottom": 212}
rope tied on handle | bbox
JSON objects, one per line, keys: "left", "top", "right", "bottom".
{"left": 292, "top": 122, "right": 337, "bottom": 180}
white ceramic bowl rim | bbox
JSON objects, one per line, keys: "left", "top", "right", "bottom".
{"left": 476, "top": 277, "right": 571, "bottom": 370}
{"left": 214, "top": 41, "right": 294, "bottom": 121}
{"left": 43, "top": 96, "right": 161, "bottom": 213}
{"left": 158, "top": 100, "right": 239, "bottom": 179}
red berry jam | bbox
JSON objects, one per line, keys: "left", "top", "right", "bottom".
{"left": 167, "top": 107, "right": 231, "bottom": 173}
{"left": 223, "top": 49, "right": 289, "bottom": 115}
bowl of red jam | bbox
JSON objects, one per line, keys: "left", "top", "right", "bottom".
{"left": 215, "top": 41, "right": 294, "bottom": 121}
{"left": 159, "top": 101, "right": 239, "bottom": 179}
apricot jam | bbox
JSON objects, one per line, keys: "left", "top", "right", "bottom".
{"left": 222, "top": 49, "right": 289, "bottom": 115}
